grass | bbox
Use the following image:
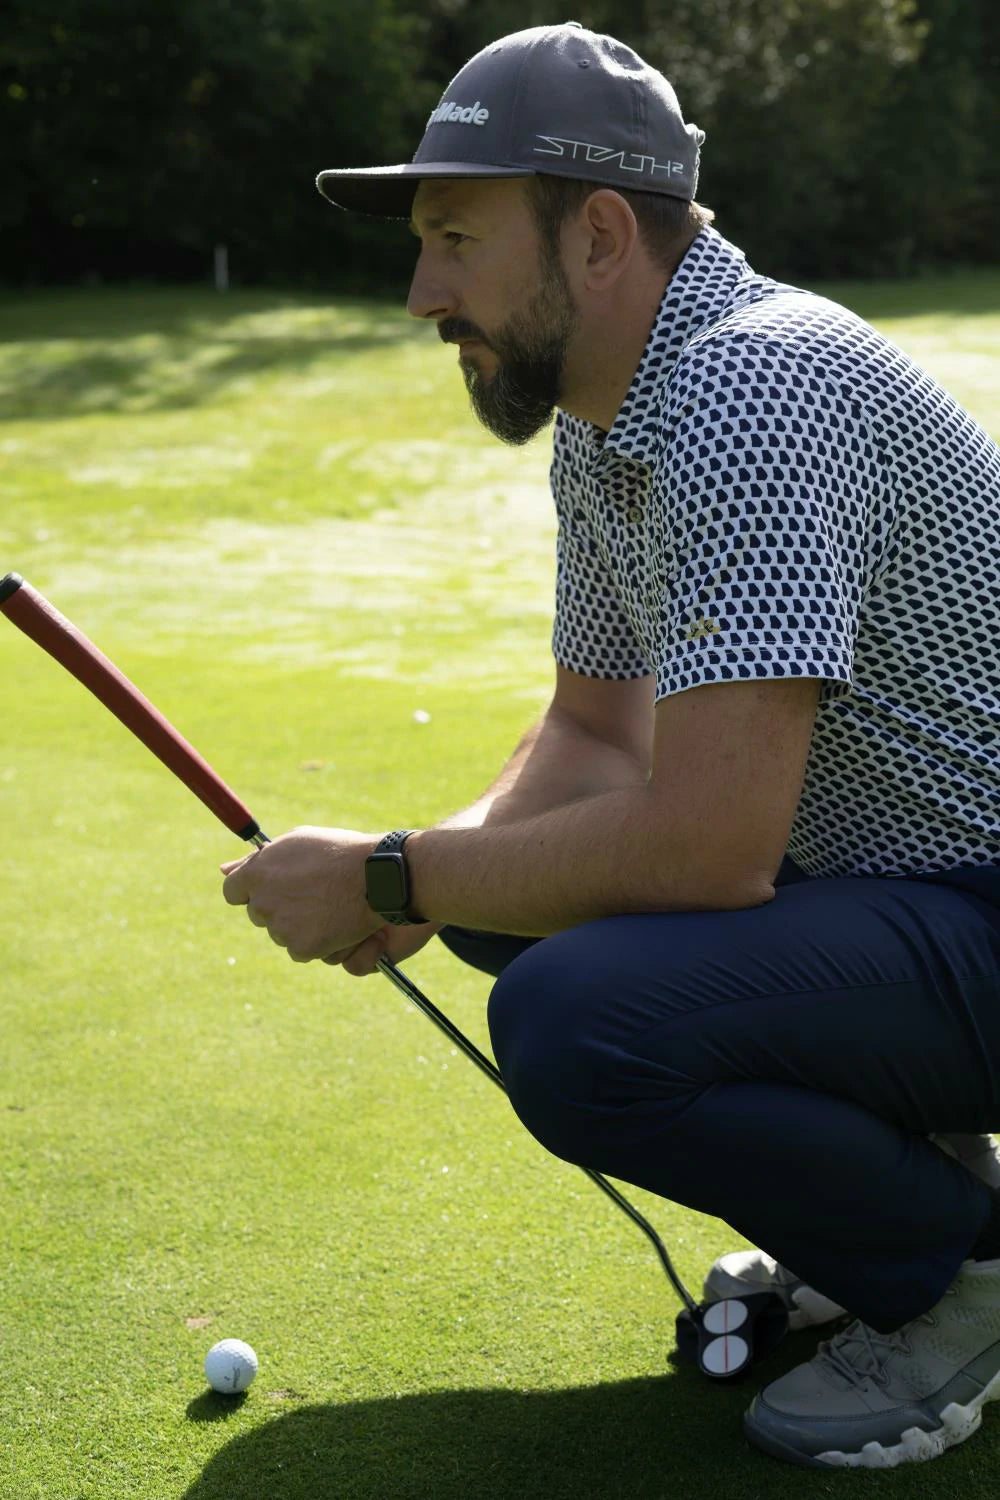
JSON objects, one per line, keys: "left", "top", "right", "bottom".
{"left": 0, "top": 267, "right": 998, "bottom": 1500}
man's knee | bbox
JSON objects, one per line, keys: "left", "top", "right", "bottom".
{"left": 487, "top": 941, "right": 620, "bottom": 1164}
{"left": 438, "top": 925, "right": 539, "bottom": 979}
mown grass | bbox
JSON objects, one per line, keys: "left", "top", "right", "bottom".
{"left": 0, "top": 268, "right": 998, "bottom": 1500}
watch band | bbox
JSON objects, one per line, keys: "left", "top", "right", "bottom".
{"left": 366, "top": 829, "right": 425, "bottom": 925}
{"left": 374, "top": 829, "right": 416, "bottom": 859}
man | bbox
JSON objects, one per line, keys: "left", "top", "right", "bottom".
{"left": 222, "top": 22, "right": 1000, "bottom": 1470}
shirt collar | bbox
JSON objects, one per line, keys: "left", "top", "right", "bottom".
{"left": 586, "top": 227, "right": 755, "bottom": 470}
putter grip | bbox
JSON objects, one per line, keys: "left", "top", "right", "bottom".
{"left": 0, "top": 573, "right": 261, "bottom": 841}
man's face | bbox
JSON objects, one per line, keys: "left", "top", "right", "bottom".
{"left": 408, "top": 179, "right": 579, "bottom": 446}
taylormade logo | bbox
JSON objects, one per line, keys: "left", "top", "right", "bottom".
{"left": 428, "top": 99, "right": 490, "bottom": 127}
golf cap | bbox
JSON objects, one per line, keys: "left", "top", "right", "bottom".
{"left": 316, "top": 22, "right": 704, "bottom": 219}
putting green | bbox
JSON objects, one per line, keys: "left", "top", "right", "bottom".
{"left": 0, "top": 274, "right": 998, "bottom": 1499}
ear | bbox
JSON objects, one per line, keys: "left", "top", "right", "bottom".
{"left": 573, "top": 190, "right": 640, "bottom": 292}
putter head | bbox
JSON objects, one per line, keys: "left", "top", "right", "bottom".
{"left": 675, "top": 1293, "right": 789, "bottom": 1379}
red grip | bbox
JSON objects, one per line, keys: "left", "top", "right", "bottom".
{"left": 0, "top": 575, "right": 260, "bottom": 840}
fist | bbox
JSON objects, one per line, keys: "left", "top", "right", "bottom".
{"left": 221, "top": 826, "right": 383, "bottom": 962}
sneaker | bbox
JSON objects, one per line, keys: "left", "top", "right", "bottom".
{"left": 929, "top": 1131, "right": 1000, "bottom": 1190}
{"left": 704, "top": 1250, "right": 847, "bottom": 1332}
{"left": 743, "top": 1258, "right": 1000, "bottom": 1468}
{"left": 703, "top": 1133, "right": 1000, "bottom": 1331}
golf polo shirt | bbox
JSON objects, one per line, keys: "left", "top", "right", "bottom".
{"left": 550, "top": 228, "right": 1000, "bottom": 880}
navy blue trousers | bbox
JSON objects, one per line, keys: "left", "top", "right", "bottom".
{"left": 439, "top": 857, "right": 1000, "bottom": 1332}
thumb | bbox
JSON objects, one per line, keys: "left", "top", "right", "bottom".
{"left": 221, "top": 850, "right": 258, "bottom": 903}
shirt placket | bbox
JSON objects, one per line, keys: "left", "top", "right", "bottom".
{"left": 591, "top": 452, "right": 659, "bottom": 662}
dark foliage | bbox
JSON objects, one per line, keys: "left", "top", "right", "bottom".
{"left": 2, "top": 0, "right": 996, "bottom": 288}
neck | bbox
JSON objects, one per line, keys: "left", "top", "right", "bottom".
{"left": 560, "top": 273, "right": 669, "bottom": 432}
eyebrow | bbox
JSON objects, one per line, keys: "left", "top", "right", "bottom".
{"left": 408, "top": 210, "right": 461, "bottom": 238}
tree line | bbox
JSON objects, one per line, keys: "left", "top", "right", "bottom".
{"left": 3, "top": 0, "right": 997, "bottom": 289}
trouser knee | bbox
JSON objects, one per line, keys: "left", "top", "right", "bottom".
{"left": 487, "top": 959, "right": 599, "bottom": 1163}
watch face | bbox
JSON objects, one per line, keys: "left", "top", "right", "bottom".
{"left": 366, "top": 853, "right": 407, "bottom": 913}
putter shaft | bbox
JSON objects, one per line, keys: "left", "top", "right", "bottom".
{"left": 251, "top": 827, "right": 697, "bottom": 1313}
{"left": 376, "top": 954, "right": 698, "bottom": 1313}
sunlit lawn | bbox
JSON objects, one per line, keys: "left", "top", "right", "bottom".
{"left": 0, "top": 266, "right": 998, "bottom": 1499}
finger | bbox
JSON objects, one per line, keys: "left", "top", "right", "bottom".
{"left": 246, "top": 904, "right": 270, "bottom": 929}
{"left": 341, "top": 933, "right": 386, "bottom": 977}
{"left": 321, "top": 935, "right": 379, "bottom": 969}
{"left": 222, "top": 852, "right": 258, "bottom": 904}
{"left": 320, "top": 945, "right": 356, "bottom": 968}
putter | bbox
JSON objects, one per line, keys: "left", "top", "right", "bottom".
{"left": 0, "top": 570, "right": 789, "bottom": 1378}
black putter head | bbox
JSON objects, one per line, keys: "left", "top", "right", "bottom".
{"left": 675, "top": 1293, "right": 790, "bottom": 1379}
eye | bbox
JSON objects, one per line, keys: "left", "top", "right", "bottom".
{"left": 443, "top": 231, "right": 470, "bottom": 247}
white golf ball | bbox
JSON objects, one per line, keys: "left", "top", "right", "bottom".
{"left": 204, "top": 1338, "right": 258, "bottom": 1394}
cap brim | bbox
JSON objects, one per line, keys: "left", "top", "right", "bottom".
{"left": 315, "top": 162, "right": 534, "bottom": 218}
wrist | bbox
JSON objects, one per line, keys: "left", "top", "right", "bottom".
{"left": 364, "top": 830, "right": 427, "bottom": 925}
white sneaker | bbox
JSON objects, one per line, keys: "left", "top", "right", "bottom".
{"left": 744, "top": 1258, "right": 1000, "bottom": 1467}
{"left": 703, "top": 1250, "right": 847, "bottom": 1332}
{"left": 703, "top": 1133, "right": 1000, "bottom": 1331}
{"left": 929, "top": 1131, "right": 1000, "bottom": 1189}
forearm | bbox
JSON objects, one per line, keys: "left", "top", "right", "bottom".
{"left": 226, "top": 678, "right": 805, "bottom": 967}
{"left": 438, "top": 704, "right": 650, "bottom": 831}
{"left": 406, "top": 785, "right": 772, "bottom": 936}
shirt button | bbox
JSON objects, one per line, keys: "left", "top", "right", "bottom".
{"left": 627, "top": 505, "right": 642, "bottom": 524}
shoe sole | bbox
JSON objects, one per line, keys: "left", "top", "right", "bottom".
{"left": 745, "top": 1363, "right": 1000, "bottom": 1469}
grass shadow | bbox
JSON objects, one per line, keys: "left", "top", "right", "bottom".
{"left": 2, "top": 271, "right": 998, "bottom": 422}
{"left": 0, "top": 285, "right": 418, "bottom": 343}
{"left": 179, "top": 1325, "right": 995, "bottom": 1500}
{"left": 181, "top": 1375, "right": 767, "bottom": 1500}
{"left": 0, "top": 286, "right": 430, "bottom": 420}
{"left": 187, "top": 1390, "right": 250, "bottom": 1423}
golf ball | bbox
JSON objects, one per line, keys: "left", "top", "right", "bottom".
{"left": 204, "top": 1338, "right": 258, "bottom": 1394}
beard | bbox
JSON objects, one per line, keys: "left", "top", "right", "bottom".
{"left": 439, "top": 258, "right": 579, "bottom": 446}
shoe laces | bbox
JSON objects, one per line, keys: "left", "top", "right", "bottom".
{"left": 815, "top": 1301, "right": 948, "bottom": 1390}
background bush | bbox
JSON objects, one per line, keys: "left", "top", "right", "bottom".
{"left": 3, "top": 0, "right": 997, "bottom": 288}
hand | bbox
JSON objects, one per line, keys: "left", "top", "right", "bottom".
{"left": 332, "top": 920, "right": 443, "bottom": 977}
{"left": 221, "top": 826, "right": 382, "bottom": 963}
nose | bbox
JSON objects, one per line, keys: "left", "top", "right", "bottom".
{"left": 406, "top": 250, "right": 455, "bottom": 322}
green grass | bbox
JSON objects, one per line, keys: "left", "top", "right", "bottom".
{"left": 0, "top": 269, "right": 998, "bottom": 1500}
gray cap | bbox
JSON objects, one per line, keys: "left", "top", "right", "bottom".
{"left": 316, "top": 22, "right": 704, "bottom": 218}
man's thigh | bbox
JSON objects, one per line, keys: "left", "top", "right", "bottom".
{"left": 485, "top": 873, "right": 1000, "bottom": 1135}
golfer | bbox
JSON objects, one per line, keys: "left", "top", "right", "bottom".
{"left": 223, "top": 23, "right": 1000, "bottom": 1469}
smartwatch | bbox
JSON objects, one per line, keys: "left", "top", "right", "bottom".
{"left": 364, "top": 830, "right": 426, "bottom": 926}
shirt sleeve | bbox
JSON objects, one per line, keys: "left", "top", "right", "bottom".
{"left": 550, "top": 414, "right": 652, "bottom": 681}
{"left": 654, "top": 333, "right": 887, "bottom": 703}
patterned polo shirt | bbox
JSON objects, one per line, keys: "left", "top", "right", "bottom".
{"left": 550, "top": 227, "right": 1000, "bottom": 880}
